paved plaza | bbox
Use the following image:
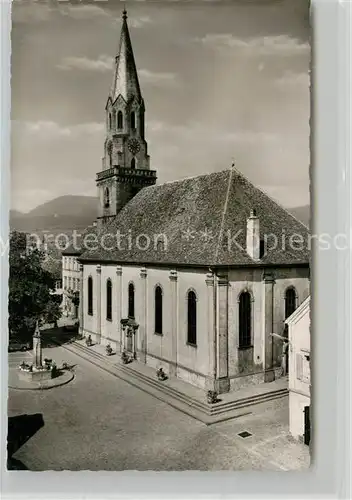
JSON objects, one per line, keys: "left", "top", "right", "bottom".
{"left": 8, "top": 344, "right": 310, "bottom": 471}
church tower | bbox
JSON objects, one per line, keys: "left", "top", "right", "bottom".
{"left": 96, "top": 9, "right": 157, "bottom": 227}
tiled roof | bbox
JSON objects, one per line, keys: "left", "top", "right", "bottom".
{"left": 62, "top": 224, "right": 97, "bottom": 256}
{"left": 78, "top": 168, "right": 309, "bottom": 267}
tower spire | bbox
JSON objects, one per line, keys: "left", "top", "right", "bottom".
{"left": 110, "top": 8, "right": 141, "bottom": 103}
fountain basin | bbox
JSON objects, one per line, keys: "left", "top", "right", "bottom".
{"left": 18, "top": 368, "right": 54, "bottom": 383}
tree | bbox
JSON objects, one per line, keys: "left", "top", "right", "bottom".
{"left": 8, "top": 231, "right": 59, "bottom": 339}
{"left": 43, "top": 295, "right": 62, "bottom": 327}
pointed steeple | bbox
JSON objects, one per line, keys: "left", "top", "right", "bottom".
{"left": 110, "top": 9, "right": 142, "bottom": 104}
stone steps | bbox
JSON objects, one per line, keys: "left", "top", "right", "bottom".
{"left": 61, "top": 341, "right": 288, "bottom": 425}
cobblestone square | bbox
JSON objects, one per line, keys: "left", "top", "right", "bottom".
{"left": 8, "top": 345, "right": 310, "bottom": 471}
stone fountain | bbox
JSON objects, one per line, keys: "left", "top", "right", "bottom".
{"left": 18, "top": 321, "right": 55, "bottom": 383}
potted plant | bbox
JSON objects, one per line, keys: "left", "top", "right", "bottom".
{"left": 106, "top": 343, "right": 113, "bottom": 356}
{"left": 85, "top": 334, "right": 92, "bottom": 347}
{"left": 156, "top": 367, "right": 167, "bottom": 381}
{"left": 207, "top": 390, "right": 218, "bottom": 404}
{"left": 121, "top": 351, "right": 130, "bottom": 364}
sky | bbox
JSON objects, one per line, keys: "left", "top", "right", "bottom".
{"left": 11, "top": 0, "right": 310, "bottom": 213}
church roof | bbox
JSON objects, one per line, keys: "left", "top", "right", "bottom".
{"left": 78, "top": 168, "right": 310, "bottom": 268}
{"left": 62, "top": 224, "right": 97, "bottom": 256}
{"left": 109, "top": 9, "right": 142, "bottom": 104}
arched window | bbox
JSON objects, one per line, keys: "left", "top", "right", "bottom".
{"left": 140, "top": 112, "right": 144, "bottom": 138}
{"left": 285, "top": 287, "right": 297, "bottom": 319}
{"left": 131, "top": 158, "right": 136, "bottom": 169}
{"left": 187, "top": 290, "right": 197, "bottom": 346}
{"left": 104, "top": 187, "right": 110, "bottom": 208}
{"left": 108, "top": 113, "right": 112, "bottom": 130}
{"left": 106, "top": 279, "right": 112, "bottom": 321}
{"left": 87, "top": 276, "right": 93, "bottom": 316}
{"left": 117, "top": 111, "right": 123, "bottom": 129}
{"left": 239, "top": 291, "right": 251, "bottom": 348}
{"left": 128, "top": 283, "right": 135, "bottom": 318}
{"left": 155, "top": 286, "right": 163, "bottom": 334}
{"left": 130, "top": 111, "right": 136, "bottom": 129}
{"left": 112, "top": 110, "right": 116, "bottom": 130}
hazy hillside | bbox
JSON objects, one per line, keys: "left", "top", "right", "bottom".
{"left": 27, "top": 195, "right": 98, "bottom": 218}
{"left": 10, "top": 195, "right": 310, "bottom": 235}
{"left": 10, "top": 196, "right": 98, "bottom": 235}
{"left": 288, "top": 205, "right": 310, "bottom": 227}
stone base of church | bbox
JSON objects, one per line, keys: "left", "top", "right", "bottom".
{"left": 83, "top": 330, "right": 102, "bottom": 345}
{"left": 214, "top": 377, "right": 231, "bottom": 394}
{"left": 144, "top": 353, "right": 208, "bottom": 390}
{"left": 264, "top": 368, "right": 276, "bottom": 383}
{"left": 229, "top": 367, "right": 282, "bottom": 391}
{"left": 81, "top": 330, "right": 283, "bottom": 394}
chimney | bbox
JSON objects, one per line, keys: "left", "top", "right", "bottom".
{"left": 246, "top": 209, "right": 260, "bottom": 260}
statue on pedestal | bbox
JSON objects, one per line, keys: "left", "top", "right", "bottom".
{"left": 32, "top": 320, "right": 43, "bottom": 369}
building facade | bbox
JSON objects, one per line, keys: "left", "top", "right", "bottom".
{"left": 62, "top": 254, "right": 81, "bottom": 318}
{"left": 287, "top": 296, "right": 311, "bottom": 444}
{"left": 63, "top": 9, "right": 310, "bottom": 395}
{"left": 79, "top": 263, "right": 309, "bottom": 392}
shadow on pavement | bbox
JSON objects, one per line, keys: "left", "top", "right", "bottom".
{"left": 7, "top": 413, "right": 45, "bottom": 469}
{"left": 40, "top": 326, "right": 79, "bottom": 348}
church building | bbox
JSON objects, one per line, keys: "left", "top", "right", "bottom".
{"left": 63, "top": 10, "right": 310, "bottom": 394}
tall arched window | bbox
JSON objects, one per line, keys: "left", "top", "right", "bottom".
{"left": 187, "top": 290, "right": 197, "bottom": 346}
{"left": 117, "top": 111, "right": 123, "bottom": 129}
{"left": 87, "top": 276, "right": 93, "bottom": 316}
{"left": 104, "top": 187, "right": 110, "bottom": 208}
{"left": 285, "top": 287, "right": 297, "bottom": 319}
{"left": 108, "top": 113, "right": 112, "bottom": 130}
{"left": 140, "top": 112, "right": 144, "bottom": 138}
{"left": 131, "top": 158, "right": 136, "bottom": 169}
{"left": 112, "top": 110, "right": 116, "bottom": 131}
{"left": 106, "top": 279, "right": 112, "bottom": 321}
{"left": 155, "top": 286, "right": 163, "bottom": 335}
{"left": 128, "top": 283, "right": 135, "bottom": 318}
{"left": 239, "top": 291, "right": 251, "bottom": 348}
{"left": 130, "top": 111, "right": 136, "bottom": 129}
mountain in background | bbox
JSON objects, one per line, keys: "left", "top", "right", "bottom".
{"left": 10, "top": 196, "right": 98, "bottom": 236}
{"left": 10, "top": 195, "right": 310, "bottom": 234}
{"left": 289, "top": 205, "right": 310, "bottom": 227}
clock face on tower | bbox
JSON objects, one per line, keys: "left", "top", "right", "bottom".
{"left": 127, "top": 138, "right": 141, "bottom": 156}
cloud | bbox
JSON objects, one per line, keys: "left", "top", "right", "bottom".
{"left": 57, "top": 55, "right": 113, "bottom": 72}
{"left": 12, "top": 1, "right": 55, "bottom": 23}
{"left": 60, "top": 5, "right": 151, "bottom": 28}
{"left": 13, "top": 121, "right": 104, "bottom": 138}
{"left": 60, "top": 4, "right": 109, "bottom": 20}
{"left": 195, "top": 34, "right": 310, "bottom": 55}
{"left": 274, "top": 71, "right": 310, "bottom": 87}
{"left": 148, "top": 120, "right": 278, "bottom": 144}
{"left": 139, "top": 69, "right": 179, "bottom": 86}
{"left": 128, "top": 16, "right": 152, "bottom": 28}
{"left": 56, "top": 58, "right": 179, "bottom": 88}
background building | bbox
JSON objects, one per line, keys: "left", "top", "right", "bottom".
{"left": 287, "top": 296, "right": 311, "bottom": 444}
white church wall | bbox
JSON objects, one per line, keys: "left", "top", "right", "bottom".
{"left": 175, "top": 269, "right": 209, "bottom": 388}
{"left": 100, "top": 264, "right": 119, "bottom": 346}
{"left": 82, "top": 263, "right": 98, "bottom": 338}
{"left": 145, "top": 267, "right": 173, "bottom": 368}
{"left": 227, "top": 268, "right": 264, "bottom": 379}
